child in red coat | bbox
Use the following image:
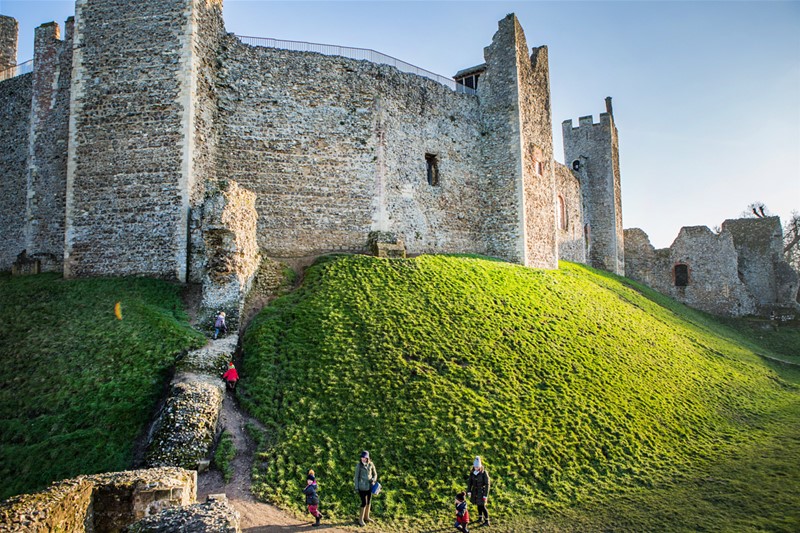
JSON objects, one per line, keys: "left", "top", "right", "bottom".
{"left": 222, "top": 362, "right": 239, "bottom": 391}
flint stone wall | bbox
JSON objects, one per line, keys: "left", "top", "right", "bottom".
{"left": 64, "top": 0, "right": 205, "bottom": 280}
{"left": 216, "top": 36, "right": 498, "bottom": 260}
{"left": 0, "top": 73, "right": 31, "bottom": 271}
{"left": 26, "top": 20, "right": 73, "bottom": 272}
{"left": 0, "top": 468, "right": 196, "bottom": 533}
{"left": 563, "top": 113, "right": 623, "bottom": 274}
{"left": 0, "top": 16, "right": 17, "bottom": 72}
{"left": 144, "top": 377, "right": 225, "bottom": 470}
{"left": 624, "top": 226, "right": 756, "bottom": 316}
{"left": 722, "top": 217, "right": 799, "bottom": 311}
{"left": 126, "top": 497, "right": 240, "bottom": 533}
{"left": 555, "top": 161, "right": 585, "bottom": 263}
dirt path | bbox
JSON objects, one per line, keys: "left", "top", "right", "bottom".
{"left": 197, "top": 349, "right": 352, "bottom": 532}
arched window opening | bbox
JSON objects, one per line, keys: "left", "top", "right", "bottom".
{"left": 557, "top": 195, "right": 568, "bottom": 230}
{"left": 674, "top": 264, "right": 689, "bottom": 287}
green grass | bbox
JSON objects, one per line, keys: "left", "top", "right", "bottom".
{"left": 240, "top": 255, "right": 800, "bottom": 530}
{"left": 214, "top": 430, "right": 236, "bottom": 483}
{"left": 0, "top": 273, "right": 205, "bottom": 501}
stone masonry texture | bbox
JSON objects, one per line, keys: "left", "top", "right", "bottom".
{"left": 0, "top": 73, "right": 31, "bottom": 271}
{"left": 0, "top": 467, "right": 196, "bottom": 532}
{"left": 563, "top": 110, "right": 624, "bottom": 274}
{"left": 555, "top": 161, "right": 585, "bottom": 263}
{"left": 0, "top": 16, "right": 17, "bottom": 73}
{"left": 26, "top": 20, "right": 73, "bottom": 272}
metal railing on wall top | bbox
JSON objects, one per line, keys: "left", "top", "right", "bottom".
{"left": 236, "top": 35, "right": 476, "bottom": 95}
{"left": 0, "top": 60, "right": 33, "bottom": 82}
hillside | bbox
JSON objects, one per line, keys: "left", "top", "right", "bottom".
{"left": 0, "top": 274, "right": 205, "bottom": 501}
{"left": 240, "top": 255, "right": 800, "bottom": 531}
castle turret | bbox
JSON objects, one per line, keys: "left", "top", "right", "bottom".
{"left": 0, "top": 15, "right": 18, "bottom": 73}
{"left": 562, "top": 97, "right": 624, "bottom": 274}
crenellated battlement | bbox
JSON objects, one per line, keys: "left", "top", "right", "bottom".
{"left": 562, "top": 112, "right": 612, "bottom": 131}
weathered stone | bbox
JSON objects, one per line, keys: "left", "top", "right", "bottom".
{"left": 624, "top": 218, "right": 800, "bottom": 318}
{"left": 0, "top": 468, "right": 196, "bottom": 533}
{"left": 0, "top": 16, "right": 17, "bottom": 73}
{"left": 200, "top": 180, "right": 261, "bottom": 330}
{"left": 563, "top": 99, "right": 624, "bottom": 275}
{"left": 125, "top": 498, "right": 239, "bottom": 533}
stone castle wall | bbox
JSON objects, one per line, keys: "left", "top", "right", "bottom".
{"left": 555, "top": 161, "right": 585, "bottom": 263}
{"left": 1, "top": 2, "right": 605, "bottom": 282}
{"left": 217, "top": 36, "right": 494, "bottom": 259}
{"left": 624, "top": 226, "right": 757, "bottom": 317}
{"left": 722, "top": 217, "right": 782, "bottom": 308}
{"left": 0, "top": 73, "right": 32, "bottom": 271}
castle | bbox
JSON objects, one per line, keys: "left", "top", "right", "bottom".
{"left": 0, "top": 0, "right": 795, "bottom": 320}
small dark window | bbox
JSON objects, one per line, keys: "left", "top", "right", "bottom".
{"left": 425, "top": 153, "right": 439, "bottom": 186}
{"left": 572, "top": 159, "right": 581, "bottom": 171}
{"left": 464, "top": 75, "right": 475, "bottom": 89}
{"left": 674, "top": 264, "right": 689, "bottom": 287}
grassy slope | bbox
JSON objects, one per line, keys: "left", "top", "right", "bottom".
{"left": 0, "top": 273, "right": 205, "bottom": 501}
{"left": 241, "top": 255, "right": 800, "bottom": 531}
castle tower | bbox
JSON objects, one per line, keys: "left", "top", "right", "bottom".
{"left": 478, "top": 14, "right": 558, "bottom": 269}
{"left": 0, "top": 15, "right": 18, "bottom": 73}
{"left": 64, "top": 0, "right": 223, "bottom": 280}
{"left": 562, "top": 98, "right": 624, "bottom": 275}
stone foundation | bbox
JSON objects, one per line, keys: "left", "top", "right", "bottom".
{"left": 0, "top": 468, "right": 196, "bottom": 532}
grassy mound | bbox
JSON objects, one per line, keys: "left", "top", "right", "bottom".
{"left": 0, "top": 273, "right": 205, "bottom": 501}
{"left": 240, "top": 255, "right": 800, "bottom": 530}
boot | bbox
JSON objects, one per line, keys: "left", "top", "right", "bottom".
{"left": 480, "top": 518, "right": 490, "bottom": 527}
{"left": 358, "top": 506, "right": 366, "bottom": 526}
{"left": 313, "top": 515, "right": 321, "bottom": 527}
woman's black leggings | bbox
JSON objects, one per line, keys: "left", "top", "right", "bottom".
{"left": 359, "top": 490, "right": 372, "bottom": 508}
{"left": 477, "top": 503, "right": 489, "bottom": 519}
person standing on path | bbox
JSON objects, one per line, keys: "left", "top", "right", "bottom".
{"left": 467, "top": 456, "right": 491, "bottom": 527}
{"left": 353, "top": 450, "right": 377, "bottom": 526}
{"left": 303, "top": 470, "right": 324, "bottom": 527}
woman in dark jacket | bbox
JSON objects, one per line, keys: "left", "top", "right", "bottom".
{"left": 467, "top": 456, "right": 491, "bottom": 527}
{"left": 353, "top": 450, "right": 377, "bottom": 526}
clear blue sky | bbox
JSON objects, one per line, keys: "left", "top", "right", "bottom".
{"left": 3, "top": 0, "right": 799, "bottom": 248}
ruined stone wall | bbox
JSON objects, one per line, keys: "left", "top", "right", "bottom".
{"left": 555, "top": 161, "right": 585, "bottom": 263}
{"left": 563, "top": 111, "right": 624, "bottom": 274}
{"left": 624, "top": 226, "right": 756, "bottom": 316}
{"left": 25, "top": 20, "right": 73, "bottom": 272}
{"left": 217, "top": 37, "right": 493, "bottom": 259}
{"left": 0, "top": 16, "right": 17, "bottom": 73}
{"left": 65, "top": 0, "right": 210, "bottom": 280}
{"left": 519, "top": 43, "right": 558, "bottom": 269}
{"left": 722, "top": 217, "right": 783, "bottom": 308}
{"left": 0, "top": 74, "right": 32, "bottom": 271}
{"left": 0, "top": 468, "right": 196, "bottom": 532}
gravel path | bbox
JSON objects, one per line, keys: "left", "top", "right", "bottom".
{"left": 197, "top": 337, "right": 352, "bottom": 532}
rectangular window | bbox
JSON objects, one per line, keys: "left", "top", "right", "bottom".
{"left": 425, "top": 153, "right": 439, "bottom": 186}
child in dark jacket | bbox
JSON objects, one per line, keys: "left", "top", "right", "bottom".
{"left": 455, "top": 491, "right": 470, "bottom": 532}
{"left": 303, "top": 470, "right": 323, "bottom": 527}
